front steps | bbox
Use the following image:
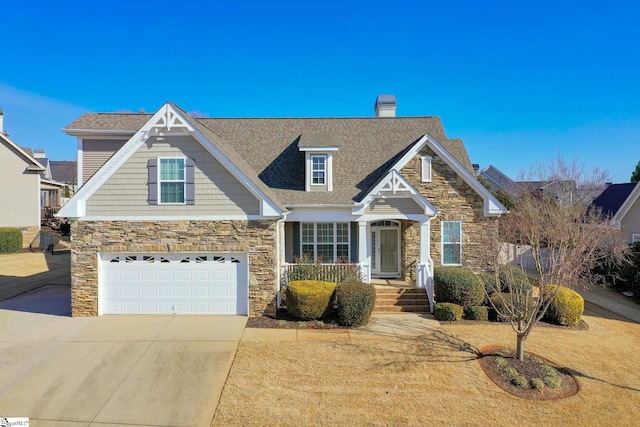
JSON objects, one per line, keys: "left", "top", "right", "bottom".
{"left": 373, "top": 286, "right": 430, "bottom": 314}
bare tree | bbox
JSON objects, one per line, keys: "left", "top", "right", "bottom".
{"left": 477, "top": 156, "right": 627, "bottom": 361}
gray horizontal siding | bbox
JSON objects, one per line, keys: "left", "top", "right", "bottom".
{"left": 365, "top": 198, "right": 423, "bottom": 215}
{"left": 82, "top": 139, "right": 127, "bottom": 183}
{"left": 0, "top": 143, "right": 39, "bottom": 227}
{"left": 86, "top": 135, "right": 259, "bottom": 216}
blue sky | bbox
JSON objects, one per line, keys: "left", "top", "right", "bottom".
{"left": 1, "top": 0, "right": 638, "bottom": 182}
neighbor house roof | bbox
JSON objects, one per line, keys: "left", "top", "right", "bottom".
{"left": 591, "top": 183, "right": 638, "bottom": 217}
{"left": 50, "top": 161, "right": 77, "bottom": 183}
{"left": 64, "top": 111, "right": 476, "bottom": 207}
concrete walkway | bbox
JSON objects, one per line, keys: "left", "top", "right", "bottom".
{"left": 577, "top": 285, "right": 640, "bottom": 323}
{"left": 241, "top": 312, "right": 442, "bottom": 342}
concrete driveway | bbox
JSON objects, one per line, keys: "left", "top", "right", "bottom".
{"left": 0, "top": 287, "right": 247, "bottom": 427}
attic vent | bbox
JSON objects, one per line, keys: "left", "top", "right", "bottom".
{"left": 374, "top": 95, "right": 397, "bottom": 117}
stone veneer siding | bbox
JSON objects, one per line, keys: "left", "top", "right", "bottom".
{"left": 70, "top": 219, "right": 277, "bottom": 317}
{"left": 400, "top": 148, "right": 498, "bottom": 281}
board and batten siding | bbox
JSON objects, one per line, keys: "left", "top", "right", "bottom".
{"left": 82, "top": 139, "right": 127, "bottom": 184}
{"left": 0, "top": 142, "right": 40, "bottom": 227}
{"left": 365, "top": 198, "right": 423, "bottom": 215}
{"left": 85, "top": 135, "right": 260, "bottom": 216}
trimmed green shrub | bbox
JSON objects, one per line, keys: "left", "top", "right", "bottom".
{"left": 488, "top": 291, "right": 535, "bottom": 323}
{"left": 434, "top": 267, "right": 485, "bottom": 309}
{"left": 333, "top": 282, "right": 376, "bottom": 327}
{"left": 498, "top": 265, "right": 532, "bottom": 293}
{"left": 286, "top": 280, "right": 336, "bottom": 320}
{"left": 512, "top": 375, "right": 529, "bottom": 388}
{"left": 495, "top": 357, "right": 508, "bottom": 368}
{"left": 530, "top": 377, "right": 545, "bottom": 390}
{"left": 434, "top": 302, "right": 463, "bottom": 321}
{"left": 488, "top": 293, "right": 510, "bottom": 322}
{"left": 504, "top": 367, "right": 518, "bottom": 379}
{"left": 543, "top": 285, "right": 584, "bottom": 327}
{"left": 543, "top": 374, "right": 562, "bottom": 388}
{"left": 465, "top": 305, "right": 489, "bottom": 321}
{"left": 0, "top": 228, "right": 22, "bottom": 253}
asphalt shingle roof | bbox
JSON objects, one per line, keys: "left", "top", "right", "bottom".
{"left": 65, "top": 111, "right": 475, "bottom": 206}
{"left": 591, "top": 183, "right": 637, "bottom": 217}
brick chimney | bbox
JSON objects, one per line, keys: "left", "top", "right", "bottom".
{"left": 374, "top": 95, "right": 397, "bottom": 117}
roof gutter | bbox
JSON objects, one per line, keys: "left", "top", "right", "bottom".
{"left": 62, "top": 128, "right": 137, "bottom": 137}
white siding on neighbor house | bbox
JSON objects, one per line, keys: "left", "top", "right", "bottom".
{"left": 0, "top": 142, "right": 40, "bottom": 227}
{"left": 85, "top": 135, "right": 260, "bottom": 216}
{"left": 82, "top": 139, "right": 127, "bottom": 183}
{"left": 621, "top": 200, "right": 640, "bottom": 243}
{"left": 365, "top": 197, "right": 424, "bottom": 216}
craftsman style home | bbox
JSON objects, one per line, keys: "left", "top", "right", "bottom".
{"left": 58, "top": 96, "right": 507, "bottom": 317}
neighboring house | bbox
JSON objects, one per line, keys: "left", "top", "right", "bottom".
{"left": 0, "top": 108, "right": 46, "bottom": 247}
{"left": 477, "top": 164, "right": 518, "bottom": 194}
{"left": 591, "top": 182, "right": 640, "bottom": 243}
{"left": 58, "top": 96, "right": 507, "bottom": 317}
{"left": 50, "top": 160, "right": 78, "bottom": 196}
{"left": 22, "top": 148, "right": 67, "bottom": 222}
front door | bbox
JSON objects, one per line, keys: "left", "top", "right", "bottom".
{"left": 371, "top": 222, "right": 401, "bottom": 278}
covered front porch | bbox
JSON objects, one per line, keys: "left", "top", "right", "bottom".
{"left": 278, "top": 217, "right": 435, "bottom": 312}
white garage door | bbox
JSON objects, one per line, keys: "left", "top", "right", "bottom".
{"left": 100, "top": 253, "right": 248, "bottom": 315}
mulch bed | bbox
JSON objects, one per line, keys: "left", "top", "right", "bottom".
{"left": 246, "top": 313, "right": 345, "bottom": 329}
{"left": 478, "top": 346, "right": 579, "bottom": 400}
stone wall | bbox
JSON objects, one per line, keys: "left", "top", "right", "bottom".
{"left": 70, "top": 219, "right": 277, "bottom": 317}
{"left": 400, "top": 148, "right": 498, "bottom": 272}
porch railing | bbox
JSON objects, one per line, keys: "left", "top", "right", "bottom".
{"left": 417, "top": 257, "right": 435, "bottom": 312}
{"left": 282, "top": 262, "right": 363, "bottom": 284}
{"left": 279, "top": 262, "right": 365, "bottom": 310}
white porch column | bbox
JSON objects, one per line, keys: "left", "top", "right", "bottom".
{"left": 419, "top": 220, "right": 430, "bottom": 265}
{"left": 358, "top": 221, "right": 370, "bottom": 283}
{"left": 276, "top": 218, "right": 286, "bottom": 309}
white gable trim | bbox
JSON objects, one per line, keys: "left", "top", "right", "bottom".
{"left": 354, "top": 169, "right": 438, "bottom": 217}
{"left": 612, "top": 182, "right": 640, "bottom": 226}
{"left": 392, "top": 134, "right": 507, "bottom": 216}
{"left": 58, "top": 103, "right": 283, "bottom": 219}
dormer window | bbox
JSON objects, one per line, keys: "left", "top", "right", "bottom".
{"left": 311, "top": 155, "right": 327, "bottom": 185}
{"left": 298, "top": 133, "right": 339, "bottom": 192}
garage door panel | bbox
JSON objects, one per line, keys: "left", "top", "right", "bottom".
{"left": 101, "top": 252, "right": 248, "bottom": 315}
{"left": 159, "top": 286, "right": 173, "bottom": 296}
{"left": 158, "top": 271, "right": 174, "bottom": 281}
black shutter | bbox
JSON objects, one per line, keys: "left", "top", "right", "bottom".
{"left": 186, "top": 159, "right": 195, "bottom": 205}
{"left": 148, "top": 159, "right": 158, "bottom": 205}
{"left": 350, "top": 222, "right": 358, "bottom": 262}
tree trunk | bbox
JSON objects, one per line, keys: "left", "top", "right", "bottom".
{"left": 516, "top": 334, "right": 525, "bottom": 361}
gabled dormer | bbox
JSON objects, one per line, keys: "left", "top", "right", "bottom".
{"left": 298, "top": 133, "right": 339, "bottom": 192}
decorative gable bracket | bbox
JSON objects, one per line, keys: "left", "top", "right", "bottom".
{"left": 150, "top": 104, "right": 194, "bottom": 132}
{"left": 377, "top": 170, "right": 414, "bottom": 194}
{"left": 353, "top": 169, "right": 438, "bottom": 217}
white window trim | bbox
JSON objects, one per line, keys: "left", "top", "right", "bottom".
{"left": 421, "top": 155, "right": 432, "bottom": 182}
{"left": 441, "top": 220, "right": 462, "bottom": 266}
{"left": 300, "top": 222, "right": 350, "bottom": 262}
{"left": 632, "top": 234, "right": 640, "bottom": 243}
{"left": 159, "top": 157, "right": 187, "bottom": 205}
{"left": 305, "top": 152, "right": 333, "bottom": 192}
{"left": 311, "top": 154, "right": 327, "bottom": 186}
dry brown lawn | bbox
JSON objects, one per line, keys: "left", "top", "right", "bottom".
{"left": 213, "top": 303, "right": 640, "bottom": 426}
